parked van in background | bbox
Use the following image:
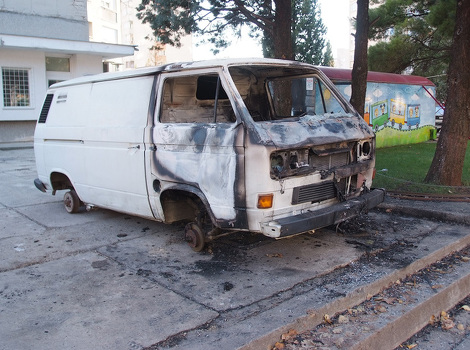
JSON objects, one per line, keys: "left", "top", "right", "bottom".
{"left": 34, "top": 59, "right": 385, "bottom": 251}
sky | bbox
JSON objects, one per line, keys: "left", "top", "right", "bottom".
{"left": 319, "top": 0, "right": 351, "bottom": 56}
{"left": 192, "top": 0, "right": 351, "bottom": 65}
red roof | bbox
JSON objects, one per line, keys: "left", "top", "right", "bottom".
{"left": 319, "top": 67, "right": 435, "bottom": 86}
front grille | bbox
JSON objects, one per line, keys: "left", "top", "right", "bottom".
{"left": 310, "top": 152, "right": 349, "bottom": 171}
{"left": 292, "top": 181, "right": 336, "bottom": 205}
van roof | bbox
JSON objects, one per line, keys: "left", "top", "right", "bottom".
{"left": 49, "top": 58, "right": 315, "bottom": 88}
{"left": 49, "top": 59, "right": 436, "bottom": 89}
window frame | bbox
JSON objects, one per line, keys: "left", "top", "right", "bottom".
{"left": 157, "top": 69, "right": 238, "bottom": 125}
{"left": 45, "top": 56, "right": 71, "bottom": 73}
{"left": 1, "top": 67, "right": 32, "bottom": 109}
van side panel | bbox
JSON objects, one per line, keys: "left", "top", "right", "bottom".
{"left": 34, "top": 84, "right": 90, "bottom": 191}
{"left": 80, "top": 76, "right": 155, "bottom": 217}
{"left": 36, "top": 76, "right": 155, "bottom": 219}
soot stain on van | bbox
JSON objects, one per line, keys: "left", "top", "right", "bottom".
{"left": 191, "top": 127, "right": 207, "bottom": 152}
{"left": 345, "top": 120, "right": 355, "bottom": 129}
{"left": 323, "top": 121, "right": 345, "bottom": 134}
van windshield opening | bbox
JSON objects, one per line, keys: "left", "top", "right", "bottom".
{"left": 229, "top": 66, "right": 348, "bottom": 122}
{"left": 267, "top": 77, "right": 346, "bottom": 119}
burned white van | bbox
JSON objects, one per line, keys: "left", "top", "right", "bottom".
{"left": 34, "top": 59, "right": 385, "bottom": 251}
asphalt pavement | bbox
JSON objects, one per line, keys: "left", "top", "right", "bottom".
{"left": 1, "top": 144, "right": 469, "bottom": 350}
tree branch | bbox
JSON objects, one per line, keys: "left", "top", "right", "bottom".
{"left": 233, "top": 0, "right": 273, "bottom": 34}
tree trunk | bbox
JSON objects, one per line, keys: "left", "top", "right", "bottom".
{"left": 425, "top": 0, "right": 470, "bottom": 186}
{"left": 350, "top": 0, "right": 369, "bottom": 117}
{"left": 273, "top": 0, "right": 294, "bottom": 60}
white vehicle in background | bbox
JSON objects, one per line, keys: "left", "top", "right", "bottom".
{"left": 34, "top": 59, "right": 385, "bottom": 251}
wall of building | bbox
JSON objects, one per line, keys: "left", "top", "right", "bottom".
{"left": 0, "top": 121, "right": 36, "bottom": 143}
{"left": 0, "top": 0, "right": 87, "bottom": 20}
{"left": 119, "top": 0, "right": 193, "bottom": 69}
{"left": 1, "top": 50, "right": 47, "bottom": 122}
{"left": 0, "top": 0, "right": 88, "bottom": 40}
{"left": 72, "top": 54, "right": 104, "bottom": 76}
{"left": 88, "top": 0, "right": 121, "bottom": 44}
{"left": 87, "top": 0, "right": 125, "bottom": 72}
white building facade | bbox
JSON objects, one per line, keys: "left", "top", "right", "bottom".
{"left": 87, "top": 0, "right": 193, "bottom": 70}
{"left": 121, "top": 0, "right": 193, "bottom": 69}
{"left": 0, "top": 0, "right": 135, "bottom": 143}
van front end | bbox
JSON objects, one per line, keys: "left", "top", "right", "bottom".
{"left": 227, "top": 61, "right": 385, "bottom": 239}
{"left": 244, "top": 135, "right": 385, "bottom": 239}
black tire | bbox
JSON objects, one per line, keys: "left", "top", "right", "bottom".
{"left": 64, "top": 190, "right": 80, "bottom": 214}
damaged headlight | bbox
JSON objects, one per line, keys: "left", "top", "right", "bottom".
{"left": 271, "top": 154, "right": 285, "bottom": 175}
{"left": 270, "top": 149, "right": 310, "bottom": 178}
{"left": 357, "top": 140, "right": 373, "bottom": 161}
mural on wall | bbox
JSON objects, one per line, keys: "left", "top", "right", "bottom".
{"left": 407, "top": 104, "right": 420, "bottom": 127}
{"left": 370, "top": 100, "right": 389, "bottom": 129}
{"left": 332, "top": 82, "right": 436, "bottom": 148}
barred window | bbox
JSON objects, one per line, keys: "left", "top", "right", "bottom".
{"left": 2, "top": 68, "right": 30, "bottom": 107}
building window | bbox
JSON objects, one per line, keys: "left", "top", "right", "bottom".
{"left": 2, "top": 68, "right": 30, "bottom": 107}
{"left": 101, "top": 0, "right": 116, "bottom": 10}
{"left": 48, "top": 80, "right": 64, "bottom": 87}
{"left": 102, "top": 26, "right": 118, "bottom": 44}
{"left": 88, "top": 22, "right": 94, "bottom": 40}
{"left": 46, "top": 57, "right": 70, "bottom": 72}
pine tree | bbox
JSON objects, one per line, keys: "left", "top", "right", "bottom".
{"left": 292, "top": 0, "right": 328, "bottom": 65}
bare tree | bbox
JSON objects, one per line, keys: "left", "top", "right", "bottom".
{"left": 425, "top": 0, "right": 470, "bottom": 186}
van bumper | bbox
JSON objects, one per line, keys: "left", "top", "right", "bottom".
{"left": 34, "top": 178, "right": 47, "bottom": 192}
{"left": 260, "top": 188, "right": 386, "bottom": 238}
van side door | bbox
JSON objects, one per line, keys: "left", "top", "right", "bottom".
{"left": 146, "top": 69, "right": 246, "bottom": 228}
{"left": 78, "top": 76, "right": 155, "bottom": 218}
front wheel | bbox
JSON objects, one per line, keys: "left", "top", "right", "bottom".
{"left": 184, "top": 222, "right": 206, "bottom": 252}
{"left": 64, "top": 190, "right": 81, "bottom": 213}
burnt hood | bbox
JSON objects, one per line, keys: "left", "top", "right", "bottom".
{"left": 255, "top": 113, "right": 375, "bottom": 149}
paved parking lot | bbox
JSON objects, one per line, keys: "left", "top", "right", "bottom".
{"left": 0, "top": 147, "right": 369, "bottom": 349}
{"left": 2, "top": 147, "right": 470, "bottom": 350}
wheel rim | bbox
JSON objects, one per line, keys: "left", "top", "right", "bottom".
{"left": 64, "top": 192, "right": 74, "bottom": 213}
{"left": 184, "top": 223, "right": 205, "bottom": 252}
{"left": 63, "top": 190, "right": 80, "bottom": 213}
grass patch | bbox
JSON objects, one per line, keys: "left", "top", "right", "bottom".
{"left": 373, "top": 141, "right": 470, "bottom": 194}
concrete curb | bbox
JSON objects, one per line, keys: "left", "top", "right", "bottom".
{"left": 378, "top": 202, "right": 470, "bottom": 226}
{"left": 240, "top": 225, "right": 470, "bottom": 350}
{"left": 0, "top": 142, "right": 34, "bottom": 150}
{"left": 353, "top": 269, "right": 470, "bottom": 349}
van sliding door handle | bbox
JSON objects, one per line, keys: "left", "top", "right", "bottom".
{"left": 128, "top": 145, "right": 140, "bottom": 150}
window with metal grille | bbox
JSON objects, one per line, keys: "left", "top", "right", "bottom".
{"left": 2, "top": 68, "right": 30, "bottom": 107}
